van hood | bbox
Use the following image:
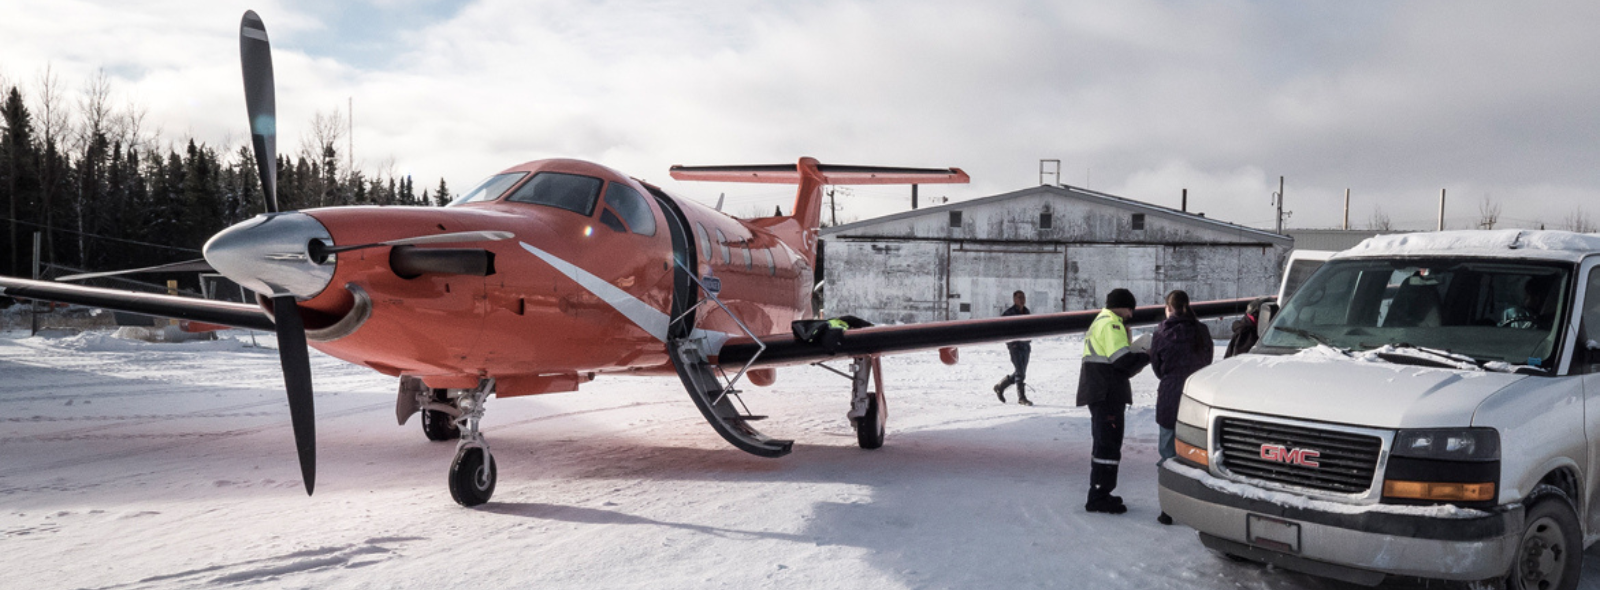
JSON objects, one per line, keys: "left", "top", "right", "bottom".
{"left": 1186, "top": 348, "right": 1526, "bottom": 429}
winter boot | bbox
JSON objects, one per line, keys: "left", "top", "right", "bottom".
{"left": 1157, "top": 512, "right": 1174, "bottom": 525}
{"left": 1016, "top": 382, "right": 1033, "bottom": 406}
{"left": 1086, "top": 462, "right": 1124, "bottom": 513}
{"left": 1085, "top": 496, "right": 1128, "bottom": 514}
{"left": 993, "top": 375, "right": 1013, "bottom": 402}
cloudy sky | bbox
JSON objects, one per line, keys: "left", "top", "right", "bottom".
{"left": 3, "top": 0, "right": 1598, "bottom": 231}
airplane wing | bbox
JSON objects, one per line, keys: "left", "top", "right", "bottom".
{"left": 0, "top": 276, "right": 274, "bottom": 331}
{"left": 714, "top": 297, "right": 1260, "bottom": 368}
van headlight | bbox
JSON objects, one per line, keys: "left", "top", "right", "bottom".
{"left": 1174, "top": 396, "right": 1211, "bottom": 467}
{"left": 1383, "top": 428, "right": 1499, "bottom": 505}
{"left": 1392, "top": 428, "right": 1499, "bottom": 461}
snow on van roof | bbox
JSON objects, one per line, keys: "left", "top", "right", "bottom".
{"left": 1334, "top": 230, "right": 1600, "bottom": 262}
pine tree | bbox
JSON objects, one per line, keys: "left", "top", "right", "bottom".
{"left": 434, "top": 178, "right": 450, "bottom": 207}
{"left": 1, "top": 86, "right": 42, "bottom": 277}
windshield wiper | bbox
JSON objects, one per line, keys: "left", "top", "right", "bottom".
{"left": 1360, "top": 342, "right": 1500, "bottom": 372}
{"left": 1274, "top": 327, "right": 1350, "bottom": 355}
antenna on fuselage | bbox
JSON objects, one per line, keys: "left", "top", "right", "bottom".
{"left": 715, "top": 193, "right": 725, "bottom": 212}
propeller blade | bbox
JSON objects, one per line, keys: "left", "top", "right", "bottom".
{"left": 318, "top": 230, "right": 515, "bottom": 256}
{"left": 56, "top": 259, "right": 216, "bottom": 282}
{"left": 240, "top": 10, "right": 279, "bottom": 214}
{"left": 271, "top": 295, "right": 317, "bottom": 495}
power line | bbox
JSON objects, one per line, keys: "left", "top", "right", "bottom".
{"left": 0, "top": 216, "right": 202, "bottom": 253}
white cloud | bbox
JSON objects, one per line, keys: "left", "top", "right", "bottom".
{"left": 2, "top": 0, "right": 1599, "bottom": 228}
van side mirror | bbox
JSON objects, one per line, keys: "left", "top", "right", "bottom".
{"left": 1256, "top": 301, "right": 1281, "bottom": 340}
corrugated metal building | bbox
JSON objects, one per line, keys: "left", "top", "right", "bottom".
{"left": 819, "top": 184, "right": 1293, "bottom": 324}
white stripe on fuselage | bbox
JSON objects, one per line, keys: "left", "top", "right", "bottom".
{"left": 519, "top": 242, "right": 733, "bottom": 353}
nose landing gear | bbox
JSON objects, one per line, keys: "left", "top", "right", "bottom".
{"left": 447, "top": 379, "right": 497, "bottom": 507}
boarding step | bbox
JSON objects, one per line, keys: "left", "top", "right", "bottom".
{"left": 669, "top": 338, "right": 792, "bottom": 458}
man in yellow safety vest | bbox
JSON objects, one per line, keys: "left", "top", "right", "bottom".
{"left": 1075, "top": 288, "right": 1150, "bottom": 514}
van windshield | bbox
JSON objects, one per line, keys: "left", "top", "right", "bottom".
{"left": 1259, "top": 258, "right": 1572, "bottom": 369}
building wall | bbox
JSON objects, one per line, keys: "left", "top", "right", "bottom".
{"left": 821, "top": 186, "right": 1291, "bottom": 325}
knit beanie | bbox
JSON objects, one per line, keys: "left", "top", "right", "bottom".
{"left": 1105, "top": 288, "right": 1136, "bottom": 310}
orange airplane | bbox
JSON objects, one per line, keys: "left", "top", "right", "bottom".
{"left": 0, "top": 11, "right": 1257, "bottom": 506}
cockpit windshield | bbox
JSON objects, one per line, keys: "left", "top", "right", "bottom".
{"left": 1259, "top": 258, "right": 1573, "bottom": 370}
{"left": 447, "top": 172, "right": 528, "bottom": 207}
{"left": 503, "top": 172, "right": 603, "bottom": 216}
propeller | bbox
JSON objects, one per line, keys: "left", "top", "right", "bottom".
{"left": 240, "top": 10, "right": 316, "bottom": 495}
{"left": 56, "top": 258, "right": 215, "bottom": 282}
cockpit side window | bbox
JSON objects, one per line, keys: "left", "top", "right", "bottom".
{"left": 448, "top": 172, "right": 528, "bottom": 207}
{"left": 504, "top": 172, "right": 602, "bottom": 216}
{"left": 602, "top": 182, "right": 657, "bottom": 236}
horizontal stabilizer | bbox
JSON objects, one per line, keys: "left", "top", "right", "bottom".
{"left": 670, "top": 163, "right": 968, "bottom": 186}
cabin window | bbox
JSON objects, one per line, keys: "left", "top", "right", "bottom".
{"left": 695, "top": 223, "right": 711, "bottom": 261}
{"left": 1040, "top": 212, "right": 1053, "bottom": 229}
{"left": 447, "top": 172, "right": 527, "bottom": 207}
{"left": 1131, "top": 213, "right": 1145, "bottom": 231}
{"left": 743, "top": 241, "right": 753, "bottom": 270}
{"left": 715, "top": 229, "right": 730, "bottom": 264}
{"left": 949, "top": 211, "right": 962, "bottom": 228}
{"left": 603, "top": 182, "right": 657, "bottom": 236}
{"left": 505, "top": 172, "right": 602, "bottom": 216}
{"left": 765, "top": 248, "right": 777, "bottom": 276}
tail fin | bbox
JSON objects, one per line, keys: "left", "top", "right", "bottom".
{"left": 670, "top": 157, "right": 969, "bottom": 234}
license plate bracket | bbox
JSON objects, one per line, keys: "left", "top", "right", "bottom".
{"left": 1247, "top": 513, "right": 1301, "bottom": 554}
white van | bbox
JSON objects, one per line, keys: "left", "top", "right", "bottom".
{"left": 1159, "top": 230, "right": 1600, "bottom": 589}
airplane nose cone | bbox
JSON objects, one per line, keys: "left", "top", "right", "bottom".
{"left": 203, "top": 212, "right": 337, "bottom": 300}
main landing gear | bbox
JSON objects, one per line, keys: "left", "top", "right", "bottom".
{"left": 810, "top": 355, "right": 888, "bottom": 450}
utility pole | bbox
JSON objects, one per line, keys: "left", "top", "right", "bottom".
{"left": 30, "top": 232, "right": 40, "bottom": 336}
{"left": 348, "top": 97, "right": 354, "bottom": 178}
{"left": 1437, "top": 188, "right": 1447, "bottom": 231}
{"left": 911, "top": 184, "right": 919, "bottom": 210}
{"left": 1271, "top": 176, "right": 1286, "bottom": 233}
{"left": 1343, "top": 189, "right": 1351, "bottom": 230}
{"left": 1181, "top": 188, "right": 1188, "bottom": 213}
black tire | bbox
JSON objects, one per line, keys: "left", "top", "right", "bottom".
{"left": 1506, "top": 489, "right": 1582, "bottom": 590}
{"left": 855, "top": 388, "right": 886, "bottom": 450}
{"left": 448, "top": 446, "right": 496, "bottom": 507}
{"left": 421, "top": 389, "right": 459, "bottom": 441}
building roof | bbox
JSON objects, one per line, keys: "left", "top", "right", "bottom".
{"left": 820, "top": 183, "right": 1291, "bottom": 245}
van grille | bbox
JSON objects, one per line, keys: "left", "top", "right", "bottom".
{"left": 1217, "top": 417, "right": 1382, "bottom": 494}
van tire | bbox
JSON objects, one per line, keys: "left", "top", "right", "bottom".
{"left": 1506, "top": 486, "right": 1581, "bottom": 590}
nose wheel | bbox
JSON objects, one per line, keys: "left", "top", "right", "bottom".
{"left": 449, "top": 445, "right": 496, "bottom": 506}
{"left": 447, "top": 379, "right": 497, "bottom": 507}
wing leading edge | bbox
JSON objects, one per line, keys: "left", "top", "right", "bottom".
{"left": 714, "top": 297, "right": 1263, "bottom": 368}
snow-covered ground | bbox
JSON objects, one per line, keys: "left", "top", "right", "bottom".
{"left": 3, "top": 329, "right": 1599, "bottom": 589}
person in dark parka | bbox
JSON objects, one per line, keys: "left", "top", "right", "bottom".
{"left": 993, "top": 290, "right": 1033, "bottom": 406}
{"left": 1076, "top": 288, "right": 1151, "bottom": 514}
{"left": 1149, "top": 290, "right": 1213, "bottom": 524}
{"left": 1224, "top": 298, "right": 1266, "bottom": 358}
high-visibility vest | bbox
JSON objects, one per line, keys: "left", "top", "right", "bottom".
{"left": 1082, "top": 308, "right": 1131, "bottom": 364}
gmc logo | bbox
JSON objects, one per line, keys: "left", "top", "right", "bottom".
{"left": 1260, "top": 444, "right": 1321, "bottom": 467}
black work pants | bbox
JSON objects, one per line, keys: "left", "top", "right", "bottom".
{"left": 1087, "top": 399, "right": 1125, "bottom": 503}
{"left": 1007, "top": 343, "right": 1030, "bottom": 384}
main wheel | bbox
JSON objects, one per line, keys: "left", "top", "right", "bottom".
{"left": 1507, "top": 489, "right": 1582, "bottom": 590}
{"left": 855, "top": 388, "right": 887, "bottom": 450}
{"left": 421, "top": 389, "right": 459, "bottom": 441}
{"left": 449, "top": 446, "right": 497, "bottom": 507}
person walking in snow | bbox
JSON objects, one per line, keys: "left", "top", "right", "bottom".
{"left": 1076, "top": 288, "right": 1150, "bottom": 514}
{"left": 1149, "top": 290, "right": 1213, "bottom": 525}
{"left": 993, "top": 290, "right": 1033, "bottom": 406}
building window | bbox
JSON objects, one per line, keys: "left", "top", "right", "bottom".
{"left": 1131, "top": 213, "right": 1145, "bottom": 231}
{"left": 1040, "top": 212, "right": 1053, "bottom": 229}
{"left": 949, "top": 211, "right": 962, "bottom": 228}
